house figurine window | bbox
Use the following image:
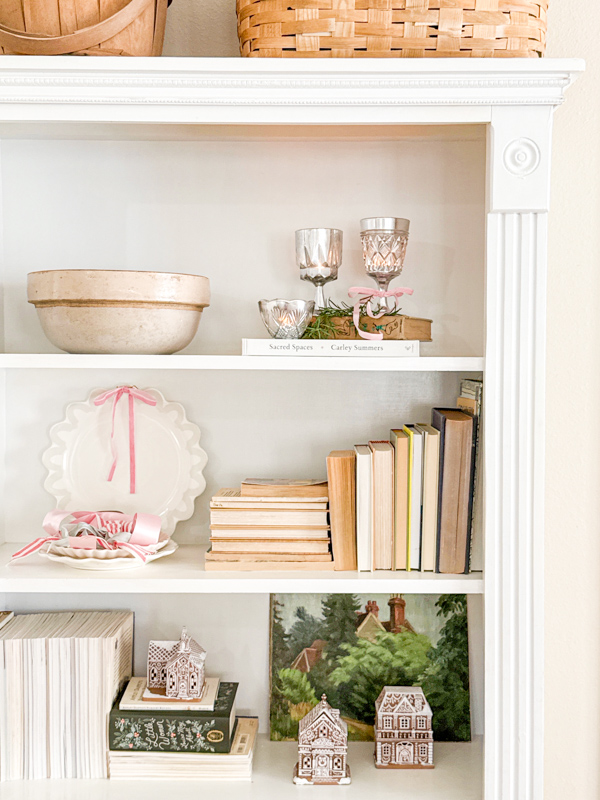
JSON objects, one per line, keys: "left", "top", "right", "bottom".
{"left": 147, "top": 627, "right": 207, "bottom": 701}
{"left": 374, "top": 687, "right": 434, "bottom": 770}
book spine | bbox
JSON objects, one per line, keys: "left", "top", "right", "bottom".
{"left": 242, "top": 339, "right": 420, "bottom": 357}
{"left": 109, "top": 712, "right": 234, "bottom": 754}
{"left": 431, "top": 409, "right": 446, "bottom": 574}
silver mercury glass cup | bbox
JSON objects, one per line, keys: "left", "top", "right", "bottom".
{"left": 360, "top": 217, "right": 410, "bottom": 314}
{"left": 296, "top": 228, "right": 343, "bottom": 311}
{"left": 258, "top": 299, "right": 315, "bottom": 339}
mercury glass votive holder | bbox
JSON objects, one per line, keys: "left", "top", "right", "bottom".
{"left": 259, "top": 299, "right": 315, "bottom": 339}
{"left": 296, "top": 228, "right": 343, "bottom": 310}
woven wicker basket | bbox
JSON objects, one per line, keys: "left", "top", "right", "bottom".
{"left": 237, "top": 0, "right": 547, "bottom": 58}
{"left": 0, "top": 0, "right": 171, "bottom": 56}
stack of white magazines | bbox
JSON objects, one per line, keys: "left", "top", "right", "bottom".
{"left": 109, "top": 717, "right": 259, "bottom": 780}
{"left": 0, "top": 610, "right": 133, "bottom": 781}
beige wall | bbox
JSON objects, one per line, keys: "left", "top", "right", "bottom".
{"left": 546, "top": 7, "right": 599, "bottom": 800}
{"left": 162, "top": 3, "right": 597, "bottom": 795}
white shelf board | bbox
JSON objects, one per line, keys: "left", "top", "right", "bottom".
{"left": 0, "top": 354, "right": 484, "bottom": 372}
{"left": 0, "top": 544, "right": 484, "bottom": 594}
{"left": 0, "top": 738, "right": 483, "bottom": 800}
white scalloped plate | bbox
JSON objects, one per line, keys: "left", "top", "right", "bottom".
{"left": 39, "top": 539, "right": 179, "bottom": 571}
{"left": 42, "top": 387, "right": 207, "bottom": 536}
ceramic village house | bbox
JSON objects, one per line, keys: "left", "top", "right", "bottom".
{"left": 374, "top": 686, "right": 434, "bottom": 769}
{"left": 147, "top": 627, "right": 206, "bottom": 700}
{"left": 294, "top": 695, "right": 351, "bottom": 785}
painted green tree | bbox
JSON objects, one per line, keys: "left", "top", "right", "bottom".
{"left": 421, "top": 595, "right": 471, "bottom": 742}
{"left": 288, "top": 607, "right": 326, "bottom": 655}
{"left": 270, "top": 598, "right": 294, "bottom": 739}
{"left": 329, "top": 631, "right": 432, "bottom": 724}
{"left": 320, "top": 594, "right": 361, "bottom": 661}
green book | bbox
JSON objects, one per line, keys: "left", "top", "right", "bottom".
{"left": 109, "top": 682, "right": 238, "bottom": 753}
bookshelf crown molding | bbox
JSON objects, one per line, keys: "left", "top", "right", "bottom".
{"left": 0, "top": 57, "right": 583, "bottom": 115}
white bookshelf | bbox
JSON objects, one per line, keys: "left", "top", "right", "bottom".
{"left": 0, "top": 354, "right": 484, "bottom": 372}
{"left": 0, "top": 56, "right": 583, "bottom": 800}
{"left": 0, "top": 738, "right": 482, "bottom": 800}
{"left": 0, "top": 544, "right": 484, "bottom": 594}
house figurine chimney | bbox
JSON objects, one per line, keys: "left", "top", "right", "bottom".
{"left": 388, "top": 595, "right": 407, "bottom": 634}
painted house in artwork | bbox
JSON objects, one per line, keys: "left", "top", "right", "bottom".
{"left": 290, "top": 639, "right": 327, "bottom": 673}
{"left": 147, "top": 627, "right": 206, "bottom": 700}
{"left": 293, "top": 695, "right": 351, "bottom": 785}
{"left": 355, "top": 596, "right": 415, "bottom": 642}
{"left": 374, "top": 686, "right": 434, "bottom": 769}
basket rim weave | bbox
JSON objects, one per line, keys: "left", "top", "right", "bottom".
{"left": 236, "top": 0, "right": 548, "bottom": 59}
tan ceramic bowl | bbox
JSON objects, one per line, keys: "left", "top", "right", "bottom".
{"left": 27, "top": 269, "right": 211, "bottom": 355}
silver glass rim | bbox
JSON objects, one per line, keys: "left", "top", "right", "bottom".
{"left": 360, "top": 217, "right": 410, "bottom": 233}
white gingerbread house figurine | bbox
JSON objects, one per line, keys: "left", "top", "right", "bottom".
{"left": 147, "top": 627, "right": 206, "bottom": 700}
{"left": 374, "top": 686, "right": 434, "bottom": 769}
{"left": 293, "top": 694, "right": 351, "bottom": 785}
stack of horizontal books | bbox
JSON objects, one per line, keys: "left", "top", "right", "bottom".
{"left": 205, "top": 480, "right": 333, "bottom": 571}
{"left": 109, "top": 678, "right": 258, "bottom": 780}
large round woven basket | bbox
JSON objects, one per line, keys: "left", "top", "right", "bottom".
{"left": 0, "top": 0, "right": 171, "bottom": 56}
{"left": 237, "top": 0, "right": 547, "bottom": 58}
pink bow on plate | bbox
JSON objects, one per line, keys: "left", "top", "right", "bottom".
{"left": 93, "top": 386, "right": 157, "bottom": 495}
{"left": 348, "top": 286, "right": 414, "bottom": 340}
{"left": 11, "top": 510, "right": 162, "bottom": 564}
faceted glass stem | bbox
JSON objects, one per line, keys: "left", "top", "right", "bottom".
{"left": 314, "top": 285, "right": 326, "bottom": 311}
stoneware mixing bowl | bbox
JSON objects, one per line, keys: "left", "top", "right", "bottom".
{"left": 27, "top": 269, "right": 210, "bottom": 355}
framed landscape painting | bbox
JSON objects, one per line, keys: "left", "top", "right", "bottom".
{"left": 270, "top": 593, "right": 471, "bottom": 742}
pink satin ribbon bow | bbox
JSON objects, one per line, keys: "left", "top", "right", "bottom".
{"left": 93, "top": 386, "right": 157, "bottom": 495}
{"left": 348, "top": 286, "right": 414, "bottom": 340}
{"left": 11, "top": 510, "right": 162, "bottom": 563}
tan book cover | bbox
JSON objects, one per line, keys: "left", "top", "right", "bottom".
{"left": 369, "top": 441, "right": 394, "bottom": 571}
{"left": 432, "top": 409, "right": 474, "bottom": 574}
{"left": 211, "top": 489, "right": 328, "bottom": 509}
{"left": 209, "top": 508, "right": 328, "bottom": 527}
{"left": 205, "top": 559, "right": 335, "bottom": 572}
{"left": 390, "top": 430, "right": 409, "bottom": 570}
{"left": 241, "top": 479, "right": 328, "bottom": 498}
{"left": 205, "top": 551, "right": 331, "bottom": 562}
{"left": 416, "top": 424, "right": 440, "bottom": 572}
{"left": 326, "top": 450, "right": 357, "bottom": 571}
{"left": 209, "top": 538, "right": 331, "bottom": 554}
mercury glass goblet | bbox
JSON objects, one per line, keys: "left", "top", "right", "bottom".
{"left": 296, "top": 228, "right": 343, "bottom": 311}
{"left": 360, "top": 217, "right": 410, "bottom": 313}
{"left": 259, "top": 299, "right": 315, "bottom": 339}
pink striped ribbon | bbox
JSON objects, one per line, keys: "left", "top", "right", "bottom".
{"left": 11, "top": 510, "right": 162, "bottom": 563}
{"left": 348, "top": 286, "right": 414, "bottom": 340}
{"left": 93, "top": 386, "right": 157, "bottom": 495}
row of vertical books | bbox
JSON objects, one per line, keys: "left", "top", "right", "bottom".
{"left": 328, "top": 379, "right": 482, "bottom": 574}
{"left": 0, "top": 610, "right": 133, "bottom": 780}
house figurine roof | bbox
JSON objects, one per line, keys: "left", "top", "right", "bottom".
{"left": 299, "top": 694, "right": 348, "bottom": 738}
{"left": 375, "top": 686, "right": 432, "bottom": 716}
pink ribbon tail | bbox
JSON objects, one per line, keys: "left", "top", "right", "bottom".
{"left": 93, "top": 387, "right": 157, "bottom": 495}
{"left": 11, "top": 510, "right": 162, "bottom": 563}
{"left": 348, "top": 286, "right": 414, "bottom": 341}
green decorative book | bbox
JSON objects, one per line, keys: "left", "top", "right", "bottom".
{"left": 109, "top": 682, "right": 238, "bottom": 753}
